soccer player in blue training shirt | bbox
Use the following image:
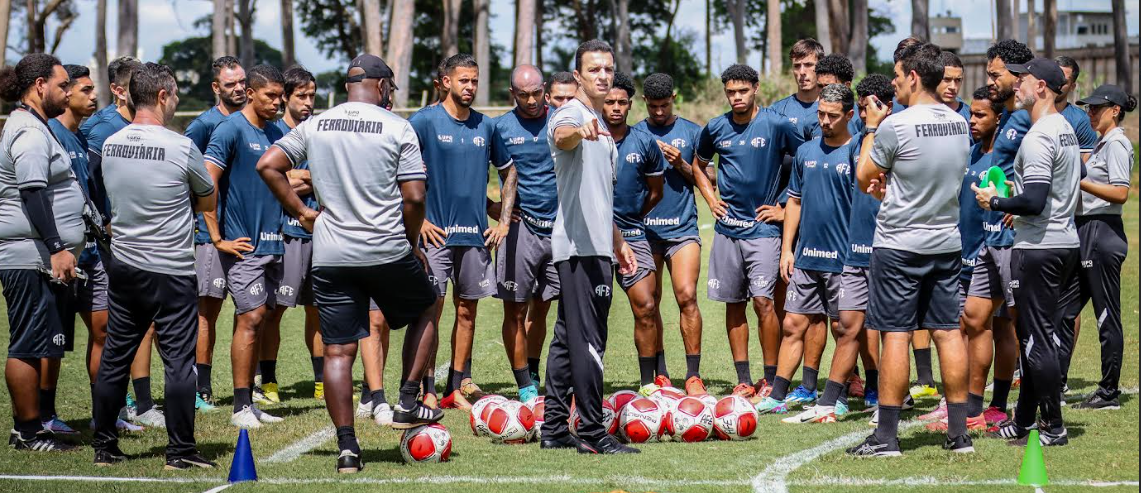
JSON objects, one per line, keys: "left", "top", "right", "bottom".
{"left": 635, "top": 73, "right": 707, "bottom": 396}
{"left": 409, "top": 53, "right": 515, "bottom": 410}
{"left": 765, "top": 84, "right": 857, "bottom": 421}
{"left": 768, "top": 39, "right": 824, "bottom": 138}
{"left": 692, "top": 64, "right": 806, "bottom": 402}
{"left": 548, "top": 71, "right": 579, "bottom": 109}
{"left": 836, "top": 74, "right": 894, "bottom": 413}
{"left": 937, "top": 51, "right": 972, "bottom": 125}
{"left": 203, "top": 64, "right": 288, "bottom": 428}
{"left": 184, "top": 56, "right": 246, "bottom": 410}
{"left": 491, "top": 64, "right": 552, "bottom": 404}
{"left": 604, "top": 72, "right": 666, "bottom": 396}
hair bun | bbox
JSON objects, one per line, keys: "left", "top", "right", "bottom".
{"left": 1124, "top": 95, "right": 1137, "bottom": 113}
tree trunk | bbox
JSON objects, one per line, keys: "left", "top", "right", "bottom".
{"left": 237, "top": 0, "right": 254, "bottom": 68}
{"left": 441, "top": 0, "right": 461, "bottom": 58}
{"left": 828, "top": 0, "right": 849, "bottom": 56}
{"left": 728, "top": 0, "right": 746, "bottom": 65}
{"left": 815, "top": 0, "right": 832, "bottom": 53}
{"left": 850, "top": 0, "right": 868, "bottom": 74}
{"left": 657, "top": 0, "right": 680, "bottom": 70}
{"left": 281, "top": 0, "right": 295, "bottom": 65}
{"left": 386, "top": 0, "right": 414, "bottom": 107}
{"left": 474, "top": 0, "right": 489, "bottom": 104}
{"left": 615, "top": 0, "right": 631, "bottom": 73}
{"left": 766, "top": 0, "right": 780, "bottom": 74}
{"left": 226, "top": 0, "right": 237, "bottom": 57}
{"left": 212, "top": 0, "right": 227, "bottom": 58}
{"left": 995, "top": 0, "right": 1013, "bottom": 40}
{"left": 94, "top": 0, "right": 109, "bottom": 105}
{"left": 1026, "top": 0, "right": 1035, "bottom": 51}
{"left": 1111, "top": 0, "right": 1131, "bottom": 93}
{"left": 117, "top": 0, "right": 138, "bottom": 57}
{"left": 0, "top": 0, "right": 9, "bottom": 67}
{"left": 362, "top": 0, "right": 383, "bottom": 55}
{"left": 534, "top": 0, "right": 543, "bottom": 69}
{"left": 705, "top": 0, "right": 711, "bottom": 75}
{"left": 515, "top": 0, "right": 535, "bottom": 65}
{"left": 911, "top": 0, "right": 928, "bottom": 41}
{"left": 25, "top": 0, "right": 35, "bottom": 53}
{"left": 1042, "top": 0, "right": 1055, "bottom": 58}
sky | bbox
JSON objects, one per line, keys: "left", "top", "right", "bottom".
{"left": 15, "top": 0, "right": 1141, "bottom": 78}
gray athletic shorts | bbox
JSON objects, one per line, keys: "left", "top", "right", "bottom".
{"left": 422, "top": 243, "right": 495, "bottom": 299}
{"left": 958, "top": 278, "right": 970, "bottom": 316}
{"left": 278, "top": 237, "right": 315, "bottom": 307}
{"left": 495, "top": 221, "right": 559, "bottom": 302}
{"left": 616, "top": 239, "right": 656, "bottom": 290}
{"left": 221, "top": 253, "right": 283, "bottom": 314}
{"left": 784, "top": 268, "right": 841, "bottom": 319}
{"left": 195, "top": 243, "right": 227, "bottom": 299}
{"left": 649, "top": 236, "right": 701, "bottom": 260}
{"left": 706, "top": 233, "right": 780, "bottom": 303}
{"left": 74, "top": 261, "right": 108, "bottom": 312}
{"left": 967, "top": 245, "right": 1016, "bottom": 308}
{"left": 838, "top": 265, "right": 870, "bottom": 312}
{"left": 866, "top": 248, "right": 961, "bottom": 333}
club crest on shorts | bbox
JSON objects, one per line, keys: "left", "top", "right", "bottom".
{"left": 594, "top": 285, "right": 611, "bottom": 297}
{"left": 277, "top": 285, "right": 295, "bottom": 297}
{"left": 707, "top": 278, "right": 721, "bottom": 290}
{"left": 213, "top": 278, "right": 226, "bottom": 289}
{"left": 501, "top": 281, "right": 518, "bottom": 292}
{"left": 250, "top": 283, "right": 264, "bottom": 296}
{"left": 52, "top": 334, "right": 66, "bottom": 346}
{"left": 751, "top": 276, "right": 770, "bottom": 288}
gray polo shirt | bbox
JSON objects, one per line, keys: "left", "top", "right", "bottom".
{"left": 273, "top": 101, "right": 426, "bottom": 268}
{"left": 1011, "top": 113, "right": 1081, "bottom": 249}
{"left": 547, "top": 98, "right": 618, "bottom": 263}
{"left": 102, "top": 124, "right": 215, "bottom": 276}
{"left": 1079, "top": 126, "right": 1133, "bottom": 217}
{"left": 869, "top": 103, "right": 969, "bottom": 255}
{"left": 0, "top": 110, "right": 87, "bottom": 269}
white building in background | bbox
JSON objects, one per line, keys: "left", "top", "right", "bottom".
{"left": 957, "top": 0, "right": 1122, "bottom": 54}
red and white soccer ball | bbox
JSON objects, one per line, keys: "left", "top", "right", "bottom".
{"left": 668, "top": 396, "right": 715, "bottom": 442}
{"left": 607, "top": 390, "right": 639, "bottom": 413}
{"left": 712, "top": 395, "right": 759, "bottom": 441}
{"left": 570, "top": 400, "right": 619, "bottom": 436}
{"left": 525, "top": 396, "right": 545, "bottom": 441}
{"left": 697, "top": 393, "right": 718, "bottom": 409}
{"left": 651, "top": 387, "right": 686, "bottom": 413}
{"left": 470, "top": 395, "right": 508, "bottom": 437}
{"left": 486, "top": 400, "right": 536, "bottom": 444}
{"left": 400, "top": 423, "right": 453, "bottom": 463}
{"left": 618, "top": 397, "right": 666, "bottom": 443}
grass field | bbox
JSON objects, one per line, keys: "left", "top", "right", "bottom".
{"left": 0, "top": 171, "right": 1137, "bottom": 493}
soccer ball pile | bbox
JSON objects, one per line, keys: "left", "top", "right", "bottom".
{"left": 470, "top": 395, "right": 541, "bottom": 444}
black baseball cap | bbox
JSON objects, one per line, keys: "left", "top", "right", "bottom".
{"left": 347, "top": 54, "right": 397, "bottom": 89}
{"left": 1005, "top": 58, "right": 1065, "bottom": 94}
{"left": 1076, "top": 84, "right": 1129, "bottom": 107}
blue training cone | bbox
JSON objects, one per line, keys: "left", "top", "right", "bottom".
{"left": 228, "top": 429, "right": 258, "bottom": 483}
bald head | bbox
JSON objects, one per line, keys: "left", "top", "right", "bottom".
{"left": 509, "top": 64, "right": 547, "bottom": 119}
{"left": 511, "top": 64, "right": 544, "bottom": 92}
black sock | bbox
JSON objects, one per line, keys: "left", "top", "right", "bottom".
{"left": 196, "top": 364, "right": 212, "bottom": 394}
{"left": 638, "top": 356, "right": 657, "bottom": 386}
{"left": 763, "top": 365, "right": 777, "bottom": 384}
{"left": 360, "top": 382, "right": 372, "bottom": 405}
{"left": 512, "top": 367, "right": 533, "bottom": 388}
{"left": 39, "top": 388, "right": 57, "bottom": 421}
{"left": 947, "top": 401, "right": 969, "bottom": 437}
{"left": 527, "top": 357, "right": 541, "bottom": 377}
{"left": 733, "top": 361, "right": 752, "bottom": 385}
{"left": 866, "top": 369, "right": 879, "bottom": 392}
{"left": 421, "top": 375, "right": 436, "bottom": 396}
{"left": 133, "top": 377, "right": 154, "bottom": 414}
{"left": 655, "top": 350, "right": 669, "bottom": 378}
{"left": 371, "top": 389, "right": 387, "bottom": 406}
{"left": 841, "top": 381, "right": 851, "bottom": 401}
{"left": 311, "top": 357, "right": 324, "bottom": 382}
{"left": 771, "top": 376, "right": 792, "bottom": 401}
{"left": 14, "top": 418, "right": 40, "bottom": 439}
{"left": 967, "top": 393, "right": 985, "bottom": 416}
{"left": 259, "top": 360, "right": 278, "bottom": 385}
{"left": 913, "top": 348, "right": 934, "bottom": 386}
{"left": 463, "top": 358, "right": 473, "bottom": 380}
{"left": 336, "top": 425, "right": 361, "bottom": 454}
{"left": 685, "top": 354, "right": 701, "bottom": 379}
{"left": 448, "top": 369, "right": 464, "bottom": 393}
{"left": 819, "top": 379, "right": 845, "bottom": 407}
{"left": 90, "top": 383, "right": 96, "bottom": 409}
{"left": 399, "top": 380, "right": 420, "bottom": 409}
{"left": 874, "top": 405, "right": 901, "bottom": 443}
{"left": 989, "top": 379, "right": 1012, "bottom": 411}
{"left": 801, "top": 366, "right": 819, "bottom": 392}
{"left": 233, "top": 388, "right": 252, "bottom": 413}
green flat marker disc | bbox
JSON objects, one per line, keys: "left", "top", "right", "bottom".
{"left": 980, "top": 165, "right": 1011, "bottom": 198}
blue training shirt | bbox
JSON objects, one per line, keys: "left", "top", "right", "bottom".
{"left": 83, "top": 108, "right": 130, "bottom": 155}
{"left": 613, "top": 126, "right": 667, "bottom": 242}
{"left": 695, "top": 110, "right": 805, "bottom": 240}
{"left": 185, "top": 106, "right": 231, "bottom": 244}
{"left": 79, "top": 104, "right": 117, "bottom": 139}
{"left": 960, "top": 144, "right": 991, "bottom": 282}
{"left": 986, "top": 108, "right": 1031, "bottom": 247}
{"left": 48, "top": 119, "right": 99, "bottom": 266}
{"left": 494, "top": 107, "right": 557, "bottom": 237}
{"left": 1060, "top": 103, "right": 1098, "bottom": 154}
{"left": 410, "top": 104, "right": 511, "bottom": 248}
{"left": 272, "top": 118, "right": 319, "bottom": 240}
{"left": 844, "top": 130, "right": 879, "bottom": 268}
{"left": 634, "top": 116, "right": 702, "bottom": 240}
{"left": 204, "top": 112, "right": 286, "bottom": 256}
{"left": 787, "top": 137, "right": 857, "bottom": 273}
{"left": 768, "top": 94, "right": 819, "bottom": 139}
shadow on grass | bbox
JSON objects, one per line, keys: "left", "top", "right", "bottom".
{"left": 142, "top": 440, "right": 235, "bottom": 461}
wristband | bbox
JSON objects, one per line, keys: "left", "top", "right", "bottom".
{"left": 865, "top": 126, "right": 877, "bottom": 134}
{"left": 990, "top": 196, "right": 1001, "bottom": 211}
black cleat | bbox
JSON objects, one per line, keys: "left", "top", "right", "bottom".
{"left": 540, "top": 434, "right": 597, "bottom": 453}
{"left": 164, "top": 453, "right": 218, "bottom": 470}
{"left": 582, "top": 435, "right": 639, "bottom": 454}
{"left": 1073, "top": 393, "right": 1121, "bottom": 411}
{"left": 943, "top": 434, "right": 975, "bottom": 454}
{"left": 1009, "top": 426, "right": 1069, "bottom": 447}
{"left": 10, "top": 430, "right": 78, "bottom": 452}
{"left": 336, "top": 449, "right": 364, "bottom": 473}
{"left": 846, "top": 434, "right": 902, "bottom": 457}
{"left": 391, "top": 402, "right": 444, "bottom": 429}
{"left": 987, "top": 418, "right": 1032, "bottom": 441}
{"left": 93, "top": 445, "right": 129, "bottom": 466}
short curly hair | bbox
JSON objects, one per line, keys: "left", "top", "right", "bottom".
{"left": 721, "top": 64, "right": 758, "bottom": 85}
{"left": 986, "top": 39, "right": 1033, "bottom": 66}
{"left": 642, "top": 73, "right": 674, "bottom": 100}
{"left": 611, "top": 71, "right": 635, "bottom": 99}
{"left": 972, "top": 85, "right": 1002, "bottom": 114}
{"left": 855, "top": 73, "right": 895, "bottom": 105}
{"left": 816, "top": 54, "right": 854, "bottom": 84}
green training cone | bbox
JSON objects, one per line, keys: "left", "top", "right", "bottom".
{"left": 981, "top": 165, "right": 1011, "bottom": 198}
{"left": 1017, "top": 430, "right": 1049, "bottom": 487}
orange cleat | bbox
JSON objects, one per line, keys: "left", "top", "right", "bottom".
{"left": 684, "top": 376, "right": 707, "bottom": 396}
{"left": 422, "top": 392, "right": 439, "bottom": 409}
{"left": 732, "top": 382, "right": 756, "bottom": 400}
{"left": 654, "top": 375, "right": 674, "bottom": 389}
{"left": 439, "top": 390, "right": 471, "bottom": 410}
{"left": 459, "top": 380, "right": 485, "bottom": 402}
{"left": 754, "top": 379, "right": 773, "bottom": 400}
{"left": 924, "top": 413, "right": 987, "bottom": 433}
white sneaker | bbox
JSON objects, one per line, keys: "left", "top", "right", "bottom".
{"left": 355, "top": 400, "right": 375, "bottom": 419}
{"left": 868, "top": 408, "right": 878, "bottom": 427}
{"left": 373, "top": 403, "right": 394, "bottom": 426}
{"left": 89, "top": 418, "right": 146, "bottom": 432}
{"left": 252, "top": 405, "right": 283, "bottom": 424}
{"left": 782, "top": 405, "right": 837, "bottom": 424}
{"left": 231, "top": 406, "right": 262, "bottom": 429}
{"left": 252, "top": 387, "right": 273, "bottom": 406}
{"left": 132, "top": 407, "right": 167, "bottom": 428}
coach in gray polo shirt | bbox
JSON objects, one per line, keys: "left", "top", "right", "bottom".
{"left": 91, "top": 63, "right": 218, "bottom": 470}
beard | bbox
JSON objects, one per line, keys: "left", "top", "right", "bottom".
{"left": 221, "top": 91, "right": 247, "bottom": 107}
{"left": 1015, "top": 92, "right": 1036, "bottom": 110}
{"left": 989, "top": 86, "right": 1014, "bottom": 105}
{"left": 42, "top": 95, "right": 67, "bottom": 118}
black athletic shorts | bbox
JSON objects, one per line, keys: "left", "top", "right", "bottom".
{"left": 1, "top": 269, "right": 70, "bottom": 359}
{"left": 312, "top": 252, "right": 437, "bottom": 345}
{"left": 866, "top": 247, "right": 961, "bottom": 333}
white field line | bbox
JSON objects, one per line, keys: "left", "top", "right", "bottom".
{"left": 201, "top": 484, "right": 234, "bottom": 493}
